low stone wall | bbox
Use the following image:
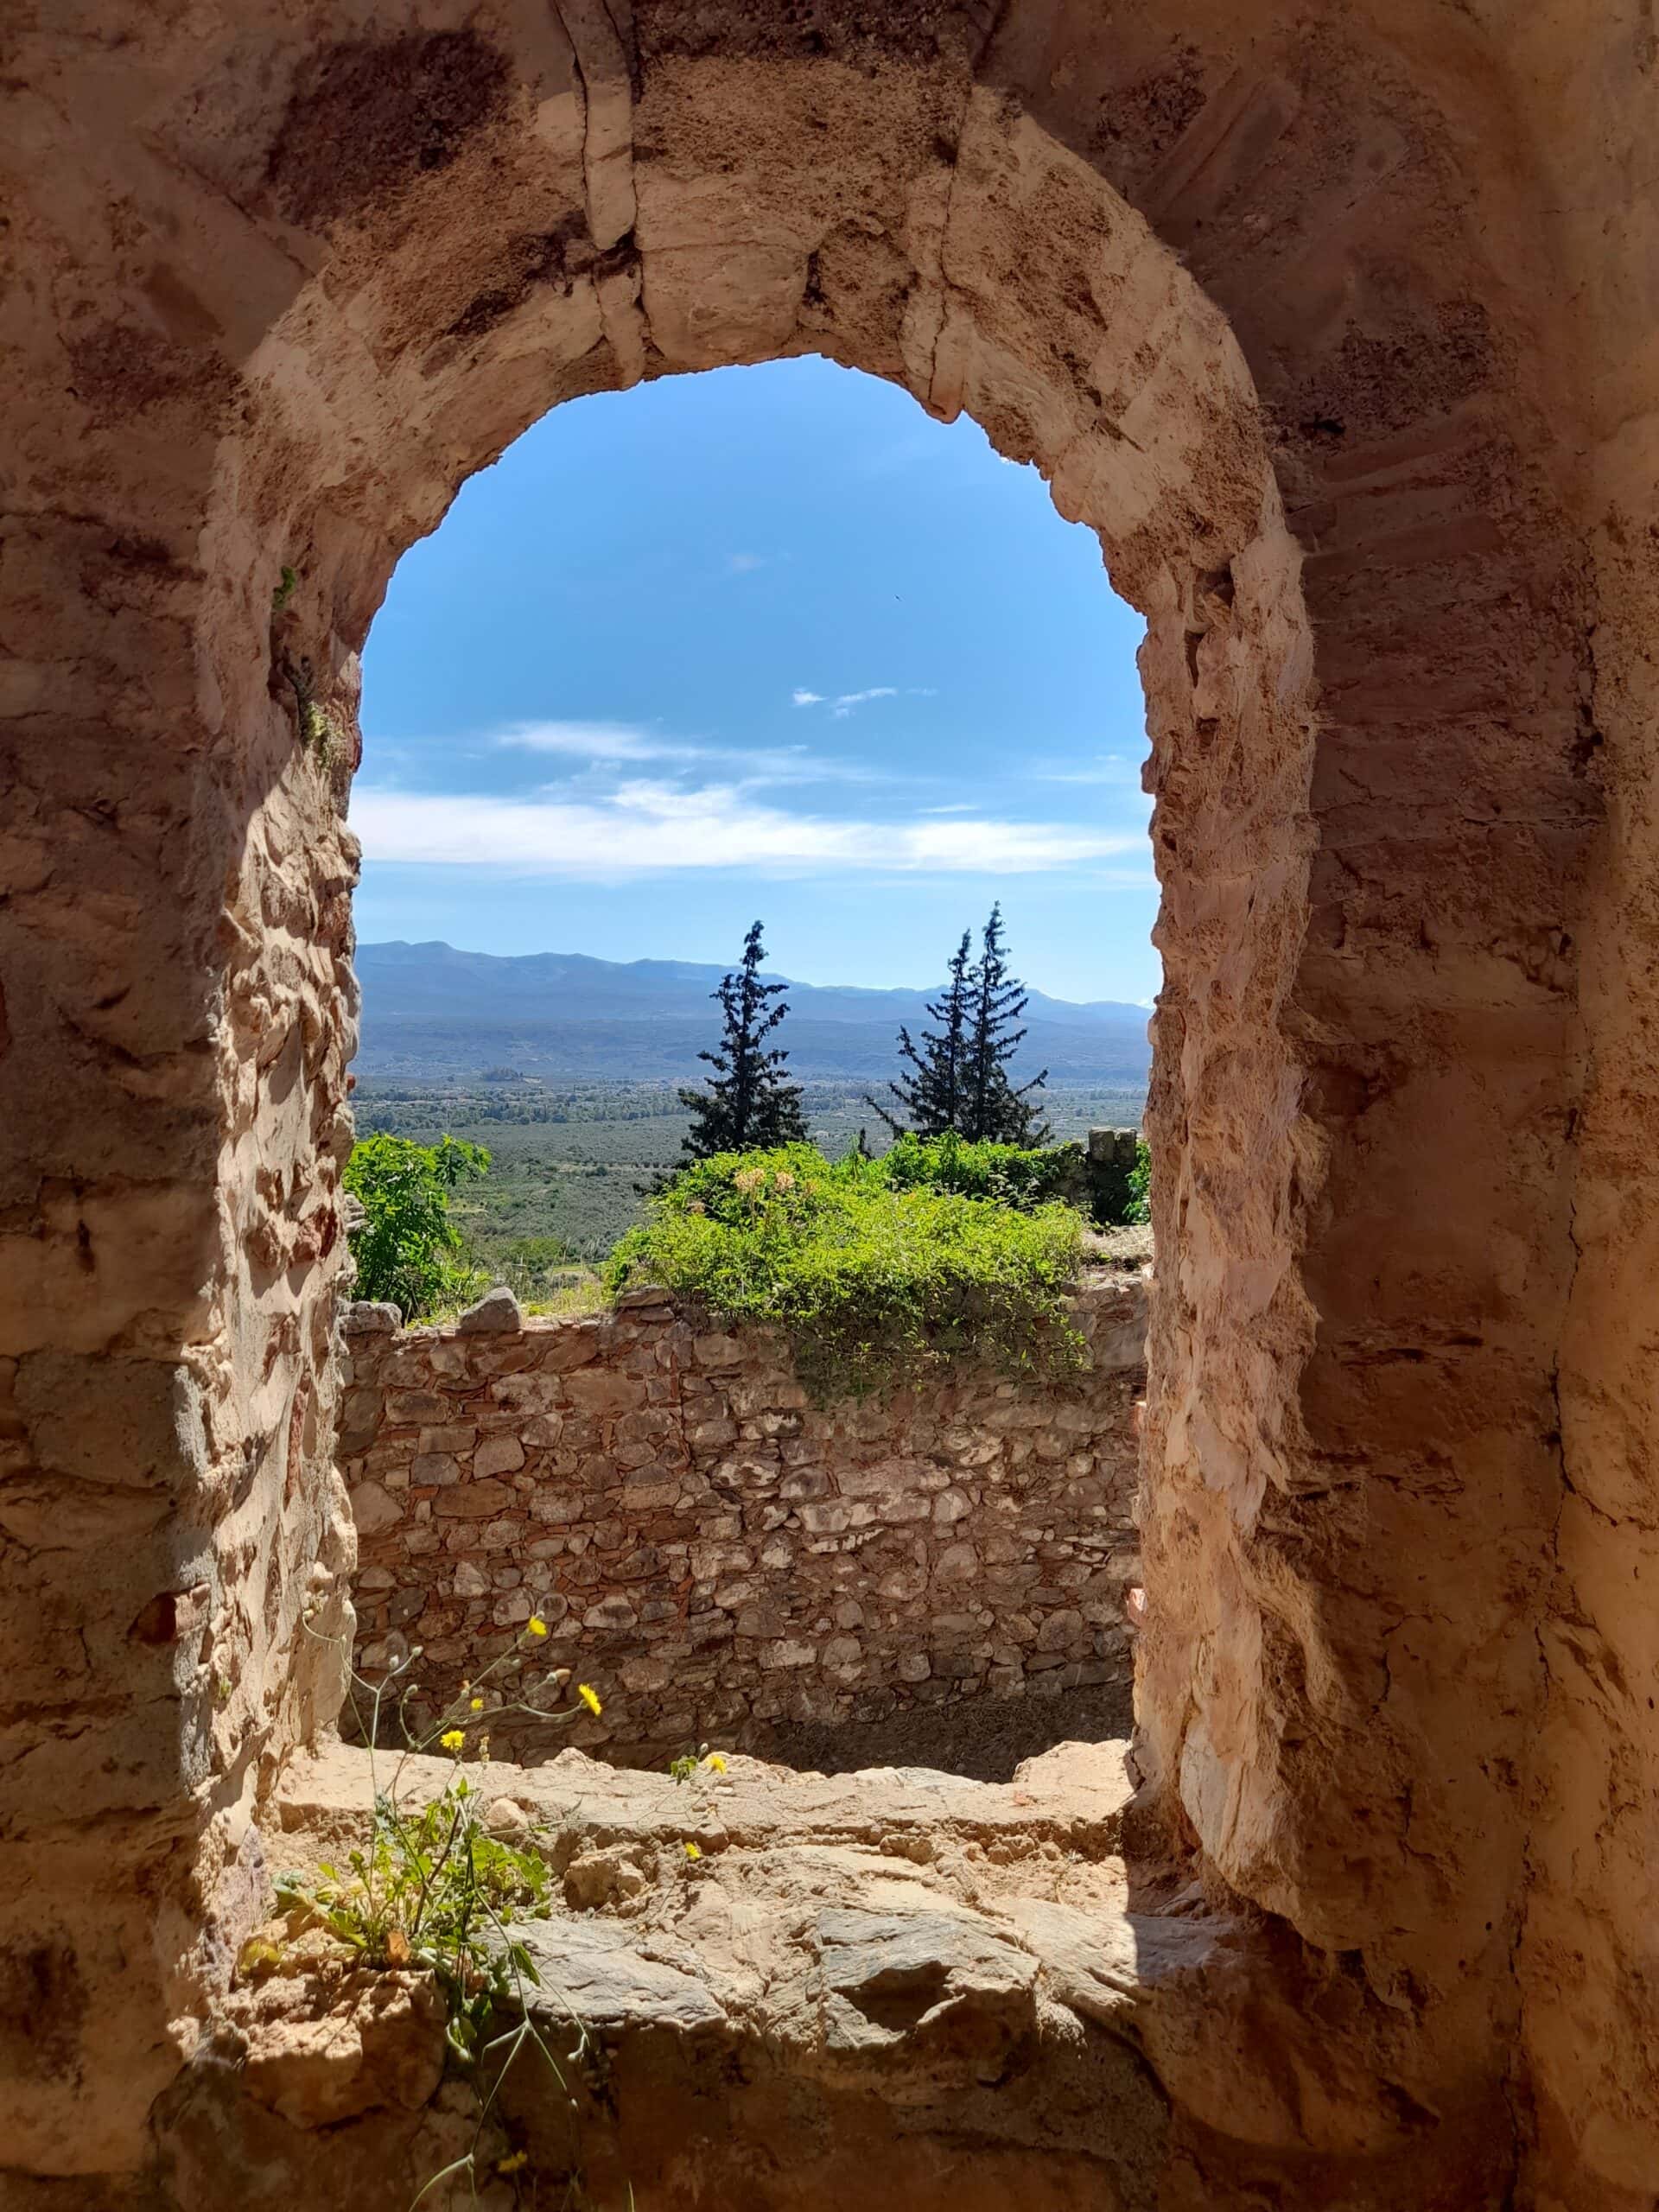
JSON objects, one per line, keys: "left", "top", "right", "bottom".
{"left": 339, "top": 1274, "right": 1147, "bottom": 1766}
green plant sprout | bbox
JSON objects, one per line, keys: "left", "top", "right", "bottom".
{"left": 260, "top": 1618, "right": 607, "bottom": 2205}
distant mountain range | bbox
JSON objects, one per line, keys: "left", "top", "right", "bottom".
{"left": 353, "top": 941, "right": 1153, "bottom": 1087}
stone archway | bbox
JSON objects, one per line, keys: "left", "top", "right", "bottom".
{"left": 2, "top": 5, "right": 1653, "bottom": 2206}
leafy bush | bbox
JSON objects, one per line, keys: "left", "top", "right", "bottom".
{"left": 874, "top": 1128, "right": 1083, "bottom": 1211}
{"left": 1126, "top": 1136, "right": 1151, "bottom": 1225}
{"left": 604, "top": 1142, "right": 1085, "bottom": 1400}
{"left": 343, "top": 1132, "right": 490, "bottom": 1319}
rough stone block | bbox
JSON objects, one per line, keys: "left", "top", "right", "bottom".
{"left": 474, "top": 1434, "right": 525, "bottom": 1478}
{"left": 457, "top": 1287, "right": 524, "bottom": 1332}
{"left": 432, "top": 1480, "right": 512, "bottom": 1519}
{"left": 348, "top": 1481, "right": 401, "bottom": 1535}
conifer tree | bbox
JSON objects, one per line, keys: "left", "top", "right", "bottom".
{"left": 963, "top": 902, "right": 1050, "bottom": 1143}
{"left": 865, "top": 928, "right": 975, "bottom": 1139}
{"left": 677, "top": 921, "right": 807, "bottom": 1161}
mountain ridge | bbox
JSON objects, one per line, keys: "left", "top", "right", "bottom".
{"left": 354, "top": 939, "right": 1152, "bottom": 1086}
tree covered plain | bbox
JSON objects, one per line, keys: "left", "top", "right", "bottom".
{"left": 350, "top": 1076, "right": 1148, "bottom": 1274}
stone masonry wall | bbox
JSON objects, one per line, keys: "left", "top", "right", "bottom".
{"left": 340, "top": 1275, "right": 1147, "bottom": 1766}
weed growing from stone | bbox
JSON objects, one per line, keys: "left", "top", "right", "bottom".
{"left": 257, "top": 1621, "right": 606, "bottom": 2203}
{"left": 605, "top": 1142, "right": 1086, "bottom": 1401}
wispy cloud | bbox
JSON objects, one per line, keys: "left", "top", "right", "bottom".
{"left": 353, "top": 780, "right": 1147, "bottom": 879}
{"left": 794, "top": 684, "right": 933, "bottom": 719}
{"left": 495, "top": 720, "right": 701, "bottom": 766}
{"left": 727, "top": 552, "right": 766, "bottom": 575}
{"left": 830, "top": 686, "right": 896, "bottom": 718}
{"left": 1033, "top": 753, "right": 1143, "bottom": 787}
{"left": 491, "top": 718, "right": 888, "bottom": 789}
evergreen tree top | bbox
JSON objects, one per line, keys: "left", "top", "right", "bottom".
{"left": 868, "top": 905, "right": 1050, "bottom": 1146}
{"left": 677, "top": 920, "right": 807, "bottom": 1163}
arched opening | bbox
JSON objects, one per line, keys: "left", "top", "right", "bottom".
{"left": 339, "top": 353, "right": 1160, "bottom": 1780}
{"left": 3, "top": 9, "right": 1628, "bottom": 2207}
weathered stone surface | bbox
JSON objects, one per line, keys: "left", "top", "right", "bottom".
{"left": 342, "top": 1304, "right": 401, "bottom": 1338}
{"left": 343, "top": 1284, "right": 1144, "bottom": 1762}
{"left": 456, "top": 1287, "right": 524, "bottom": 1334}
{"left": 517, "top": 1919, "right": 728, "bottom": 2032}
{"left": 224, "top": 1742, "right": 1182, "bottom": 2203}
{"left": 4, "top": 2, "right": 1652, "bottom": 2202}
{"left": 237, "top": 1973, "right": 445, "bottom": 2127}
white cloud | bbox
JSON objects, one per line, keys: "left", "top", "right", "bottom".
{"left": 352, "top": 780, "right": 1147, "bottom": 879}
{"left": 1033, "top": 753, "right": 1144, "bottom": 787}
{"left": 494, "top": 719, "right": 701, "bottom": 766}
{"left": 793, "top": 685, "right": 904, "bottom": 719}
{"left": 489, "top": 718, "right": 888, "bottom": 790}
{"left": 727, "top": 552, "right": 765, "bottom": 574}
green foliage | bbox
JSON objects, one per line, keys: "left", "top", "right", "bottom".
{"left": 964, "top": 902, "right": 1050, "bottom": 1144}
{"left": 276, "top": 1781, "right": 552, "bottom": 2063}
{"left": 1125, "top": 1136, "right": 1151, "bottom": 1225}
{"left": 343, "top": 1131, "right": 491, "bottom": 1319}
{"left": 868, "top": 927, "right": 975, "bottom": 1138}
{"left": 261, "top": 1624, "right": 606, "bottom": 2202}
{"left": 677, "top": 920, "right": 807, "bottom": 1164}
{"left": 348, "top": 1078, "right": 1148, "bottom": 1270}
{"left": 875, "top": 1128, "right": 1082, "bottom": 1211}
{"left": 271, "top": 563, "right": 298, "bottom": 612}
{"left": 606, "top": 1142, "right": 1086, "bottom": 1401}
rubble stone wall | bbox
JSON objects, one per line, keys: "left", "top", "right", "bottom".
{"left": 340, "top": 1278, "right": 1147, "bottom": 1764}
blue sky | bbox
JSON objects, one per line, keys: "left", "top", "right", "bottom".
{"left": 356, "top": 355, "right": 1159, "bottom": 1005}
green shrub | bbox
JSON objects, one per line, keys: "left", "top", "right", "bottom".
{"left": 343, "top": 1132, "right": 490, "bottom": 1320}
{"left": 874, "top": 1128, "right": 1083, "bottom": 1211}
{"left": 1126, "top": 1136, "right": 1151, "bottom": 1225}
{"left": 604, "top": 1142, "right": 1086, "bottom": 1401}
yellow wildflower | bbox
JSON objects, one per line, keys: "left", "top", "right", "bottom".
{"left": 703, "top": 1753, "right": 728, "bottom": 1774}
{"left": 470, "top": 1696, "right": 484, "bottom": 1711}
{"left": 496, "top": 2150, "right": 529, "bottom": 2175}
{"left": 578, "top": 1683, "right": 602, "bottom": 1716}
{"left": 527, "top": 1617, "right": 548, "bottom": 1638}
{"left": 440, "top": 1729, "right": 465, "bottom": 1755}
{"left": 683, "top": 1841, "right": 702, "bottom": 1860}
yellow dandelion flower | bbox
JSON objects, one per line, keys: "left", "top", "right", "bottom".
{"left": 527, "top": 1617, "right": 548, "bottom": 1638}
{"left": 683, "top": 1841, "right": 702, "bottom": 1860}
{"left": 470, "top": 1696, "right": 484, "bottom": 1711}
{"left": 577, "top": 1683, "right": 602, "bottom": 1716}
{"left": 440, "top": 1729, "right": 465, "bottom": 1755}
{"left": 496, "top": 2150, "right": 529, "bottom": 2175}
{"left": 703, "top": 1753, "right": 728, "bottom": 1774}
